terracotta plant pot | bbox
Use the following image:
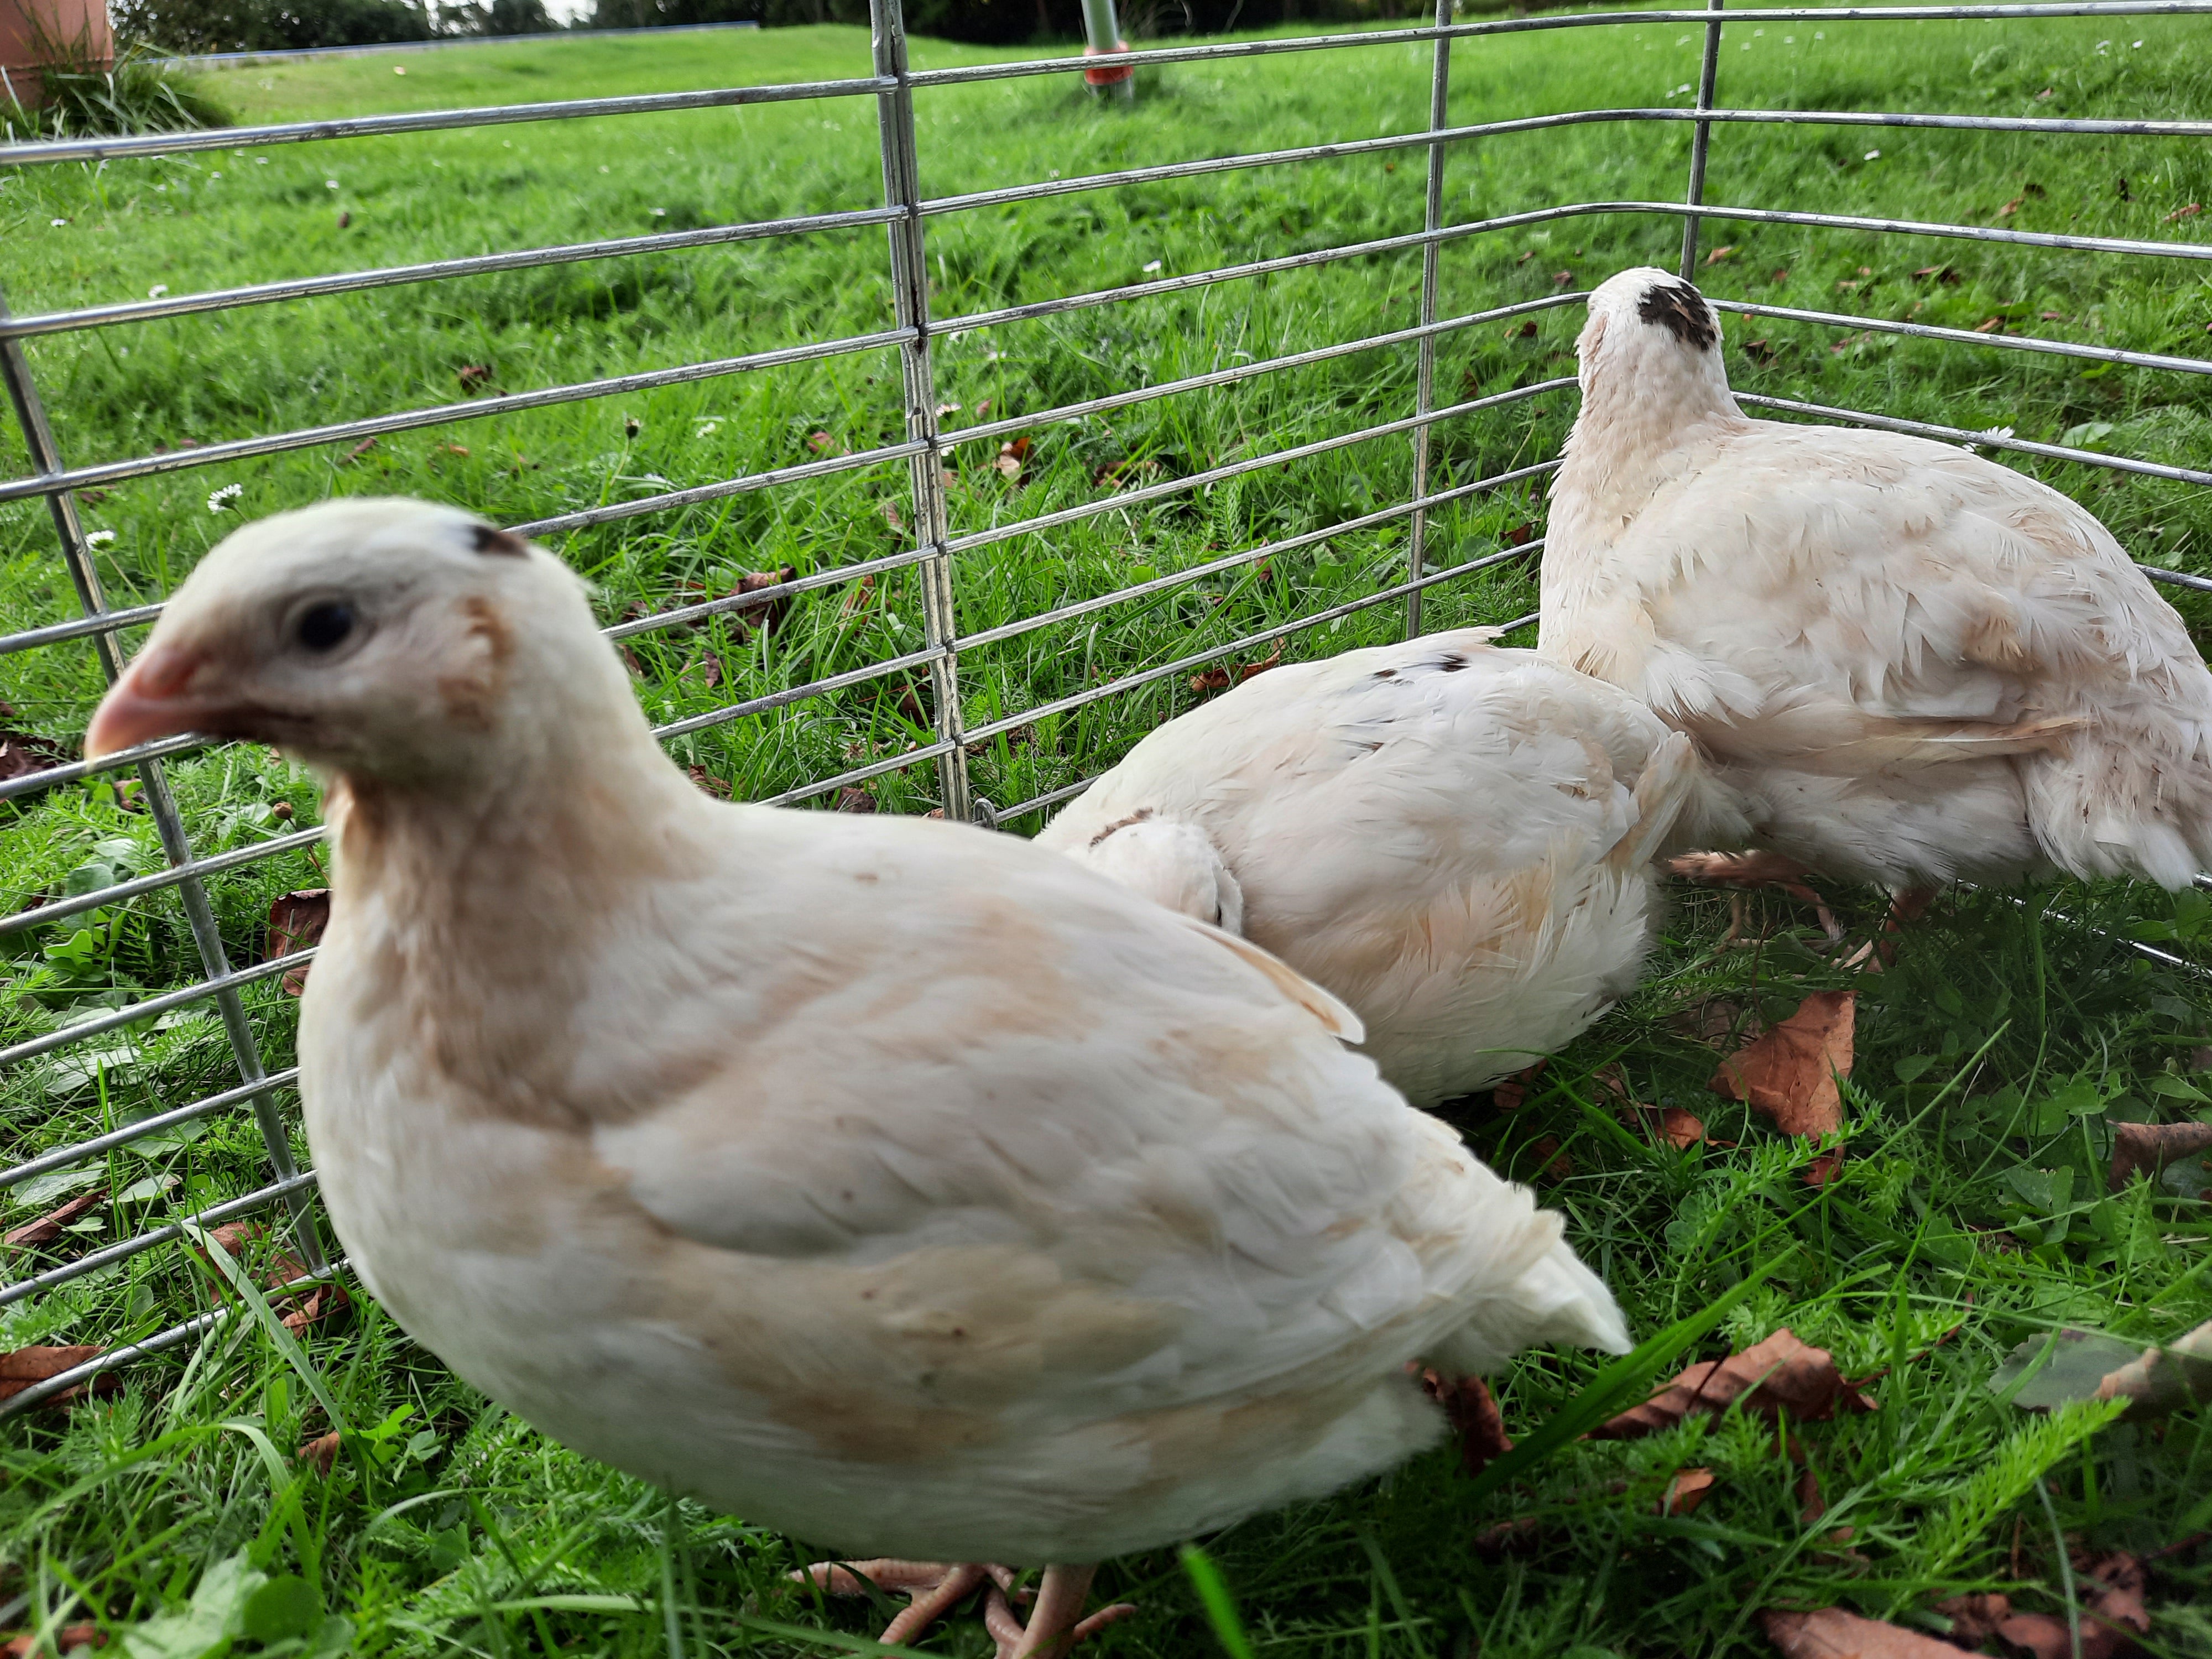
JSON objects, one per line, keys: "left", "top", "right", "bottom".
{"left": 0, "top": 0, "right": 115, "bottom": 111}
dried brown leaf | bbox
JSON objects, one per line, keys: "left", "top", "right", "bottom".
{"left": 1932, "top": 1594, "right": 2012, "bottom": 1646}
{"left": 1711, "top": 991, "right": 1854, "bottom": 1138}
{"left": 2164, "top": 201, "right": 2203, "bottom": 222}
{"left": 298, "top": 1430, "right": 342, "bottom": 1474}
{"left": 2109, "top": 1120, "right": 2212, "bottom": 1192}
{"left": 1660, "top": 1467, "right": 1716, "bottom": 1516}
{"left": 834, "top": 787, "right": 877, "bottom": 815}
{"left": 456, "top": 364, "right": 494, "bottom": 389}
{"left": 1761, "top": 1608, "right": 1964, "bottom": 1658}
{"left": 1703, "top": 244, "right": 1738, "bottom": 266}
{"left": 995, "top": 436, "right": 1033, "bottom": 482}
{"left": 729, "top": 566, "right": 799, "bottom": 638}
{"left": 840, "top": 575, "right": 878, "bottom": 619}
{"left": 1419, "top": 1369, "right": 1514, "bottom": 1477}
{"left": 265, "top": 889, "right": 331, "bottom": 997}
{"left": 2, "top": 1622, "right": 105, "bottom": 1656}
{"left": 1804, "top": 1146, "right": 1849, "bottom": 1188}
{"left": 1527, "top": 1134, "right": 1573, "bottom": 1184}
{"left": 2093, "top": 1318, "right": 2212, "bottom": 1415}
{"left": 1591, "top": 1329, "right": 1856, "bottom": 1440}
{"left": 0, "top": 1345, "right": 117, "bottom": 1408}
{"left": 4, "top": 1187, "right": 108, "bottom": 1249}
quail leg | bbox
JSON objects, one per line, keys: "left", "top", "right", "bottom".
{"left": 795, "top": 1559, "right": 1010, "bottom": 1647}
{"left": 981, "top": 1563, "right": 1137, "bottom": 1659}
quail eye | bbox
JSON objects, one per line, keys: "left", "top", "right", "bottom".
{"left": 296, "top": 602, "right": 356, "bottom": 653}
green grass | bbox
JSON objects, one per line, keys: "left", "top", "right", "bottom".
{"left": 2, "top": 8, "right": 2210, "bottom": 1656}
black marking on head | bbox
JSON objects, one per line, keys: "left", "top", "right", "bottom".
{"left": 1636, "top": 280, "right": 1717, "bottom": 351}
{"left": 472, "top": 524, "right": 531, "bottom": 559}
{"left": 1373, "top": 668, "right": 1397, "bottom": 680}
{"left": 1088, "top": 807, "right": 1154, "bottom": 849}
{"left": 1435, "top": 651, "right": 1468, "bottom": 673}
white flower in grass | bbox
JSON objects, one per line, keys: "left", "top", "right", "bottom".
{"left": 50, "top": 218, "right": 66, "bottom": 227}
{"left": 85, "top": 530, "right": 116, "bottom": 546}
{"left": 207, "top": 484, "right": 244, "bottom": 513}
{"left": 325, "top": 179, "right": 340, "bottom": 190}
{"left": 254, "top": 156, "right": 268, "bottom": 165}
{"left": 1142, "top": 259, "right": 1164, "bottom": 274}
{"left": 650, "top": 208, "right": 666, "bottom": 217}
{"left": 1865, "top": 149, "right": 1881, "bottom": 160}
{"left": 148, "top": 284, "right": 169, "bottom": 299}
{"left": 695, "top": 420, "right": 720, "bottom": 438}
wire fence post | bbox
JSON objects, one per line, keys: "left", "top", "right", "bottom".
{"left": 0, "top": 290, "right": 326, "bottom": 1274}
{"left": 1679, "top": 0, "right": 1725, "bottom": 279}
{"left": 869, "top": 0, "right": 973, "bottom": 823}
{"left": 1079, "top": 0, "right": 1135, "bottom": 104}
{"left": 1407, "top": 0, "right": 1454, "bottom": 639}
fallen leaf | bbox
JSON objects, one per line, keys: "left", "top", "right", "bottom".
{"left": 298, "top": 1430, "right": 341, "bottom": 1474}
{"left": 1190, "top": 643, "right": 1282, "bottom": 695}
{"left": 1745, "top": 338, "right": 1776, "bottom": 364}
{"left": 1552, "top": 270, "right": 1573, "bottom": 287}
{"left": 1992, "top": 1559, "right": 2149, "bottom": 1659}
{"left": 1515, "top": 319, "right": 1538, "bottom": 337}
{"left": 2093, "top": 1318, "right": 2212, "bottom": 1415}
{"left": 806, "top": 431, "right": 843, "bottom": 456}
{"left": 0, "top": 728, "right": 74, "bottom": 783}
{"left": 4, "top": 1187, "right": 108, "bottom": 1249}
{"left": 280, "top": 1279, "right": 352, "bottom": 1337}
{"left": 1, "top": 1623, "right": 104, "bottom": 1657}
{"left": 2164, "top": 202, "right": 2203, "bottom": 222}
{"left": 839, "top": 576, "right": 878, "bottom": 619}
{"left": 337, "top": 210, "right": 350, "bottom": 229}
{"left": 834, "top": 787, "right": 877, "bottom": 814}
{"left": 1592, "top": 1329, "right": 1858, "bottom": 1439}
{"left": 1796, "top": 1463, "right": 1825, "bottom": 1525}
{"left": 1771, "top": 268, "right": 1790, "bottom": 284}
{"left": 1974, "top": 316, "right": 2005, "bottom": 333}
{"left": 2109, "top": 1120, "right": 2212, "bottom": 1191}
{"left": 879, "top": 499, "right": 906, "bottom": 536}
{"left": 686, "top": 766, "right": 730, "bottom": 799}
{"left": 1419, "top": 1369, "right": 1514, "bottom": 1476}
{"left": 1703, "top": 245, "right": 1738, "bottom": 266}
{"left": 2041, "top": 310, "right": 2065, "bottom": 321}
{"left": 1761, "top": 1608, "right": 1965, "bottom": 1657}
{"left": 456, "top": 364, "right": 494, "bottom": 390}
{"left": 728, "top": 566, "right": 799, "bottom": 638}
{"left": 0, "top": 1345, "right": 117, "bottom": 1408}
{"left": 1710, "top": 991, "right": 1854, "bottom": 1138}
{"left": 995, "top": 436, "right": 1033, "bottom": 482}
{"left": 437, "top": 444, "right": 470, "bottom": 458}
{"left": 1999, "top": 196, "right": 2025, "bottom": 216}
{"left": 1804, "top": 1145, "right": 1848, "bottom": 1188}
{"left": 1914, "top": 265, "right": 1961, "bottom": 284}
{"left": 1660, "top": 1467, "right": 1716, "bottom": 1516}
{"left": 341, "top": 437, "right": 378, "bottom": 463}
{"left": 1932, "top": 1594, "right": 2011, "bottom": 1647}
{"left": 1501, "top": 521, "right": 1536, "bottom": 548}
{"left": 265, "top": 889, "right": 331, "bottom": 997}
{"left": 1527, "top": 1135, "right": 1573, "bottom": 1184}
{"left": 1492, "top": 1059, "right": 1546, "bottom": 1110}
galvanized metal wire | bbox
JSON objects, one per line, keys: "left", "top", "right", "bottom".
{"left": 3, "top": 0, "right": 2210, "bottom": 1413}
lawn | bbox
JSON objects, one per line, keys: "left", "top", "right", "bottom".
{"left": 0, "top": 5, "right": 2210, "bottom": 1656}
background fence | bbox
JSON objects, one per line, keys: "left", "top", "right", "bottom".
{"left": 3, "top": 0, "right": 2211, "bottom": 1413}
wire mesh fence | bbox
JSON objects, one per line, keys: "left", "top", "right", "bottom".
{"left": 2, "top": 0, "right": 2210, "bottom": 1412}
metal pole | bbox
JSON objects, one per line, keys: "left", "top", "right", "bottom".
{"left": 1679, "top": 0, "right": 1725, "bottom": 278}
{"left": 869, "top": 0, "right": 974, "bottom": 824}
{"left": 1079, "top": 0, "right": 1134, "bottom": 105}
{"left": 0, "top": 291, "right": 326, "bottom": 1274}
{"left": 1408, "top": 0, "right": 1454, "bottom": 639}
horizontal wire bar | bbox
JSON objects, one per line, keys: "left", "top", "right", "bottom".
{"left": 0, "top": 827, "right": 327, "bottom": 938}
{"left": 761, "top": 739, "right": 959, "bottom": 807}
{"left": 1636, "top": 197, "right": 2212, "bottom": 262}
{"left": 948, "top": 379, "right": 1578, "bottom": 557}
{"left": 938, "top": 228, "right": 1582, "bottom": 341}
{"left": 0, "top": 948, "right": 313, "bottom": 1071}
{"left": 920, "top": 103, "right": 2212, "bottom": 224}
{"left": 992, "top": 775, "right": 1096, "bottom": 826}
{"left": 0, "top": 208, "right": 906, "bottom": 342}
{"left": 954, "top": 459, "right": 1558, "bottom": 653}
{"left": 1, "top": 1069, "right": 301, "bottom": 1191}
{"left": 0, "top": 602, "right": 165, "bottom": 659}
{"left": 651, "top": 643, "right": 947, "bottom": 741}
{"left": 0, "top": 732, "right": 203, "bottom": 802}
{"left": 507, "top": 436, "right": 926, "bottom": 539}
{"left": 0, "top": 1169, "right": 322, "bottom": 1312}
{"left": 0, "top": 76, "right": 896, "bottom": 166}
{"left": 961, "top": 540, "right": 1543, "bottom": 748}
{"left": 0, "top": 1254, "right": 348, "bottom": 1416}
{"left": 901, "top": 3, "right": 2212, "bottom": 91}
{"left": 2140, "top": 566, "right": 2212, "bottom": 593}
{"left": 0, "top": 330, "right": 914, "bottom": 507}
{"left": 1711, "top": 296, "right": 2212, "bottom": 377}
{"left": 1737, "top": 390, "right": 2212, "bottom": 483}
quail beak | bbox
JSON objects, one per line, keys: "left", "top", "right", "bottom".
{"left": 84, "top": 643, "right": 220, "bottom": 760}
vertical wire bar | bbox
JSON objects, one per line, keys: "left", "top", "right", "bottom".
{"left": 0, "top": 291, "right": 326, "bottom": 1275}
{"left": 870, "top": 0, "right": 973, "bottom": 823}
{"left": 1407, "top": 0, "right": 1455, "bottom": 640}
{"left": 1679, "top": 0, "right": 1726, "bottom": 278}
